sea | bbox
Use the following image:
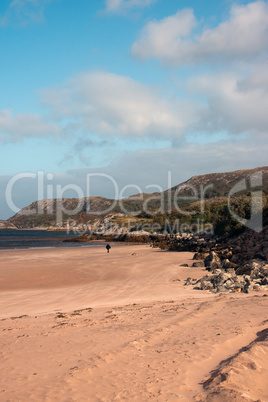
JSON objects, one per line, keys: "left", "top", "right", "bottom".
{"left": 0, "top": 229, "right": 102, "bottom": 251}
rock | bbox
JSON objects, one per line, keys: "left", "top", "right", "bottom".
{"left": 184, "top": 277, "right": 194, "bottom": 286}
{"left": 204, "top": 252, "right": 221, "bottom": 270}
{"left": 224, "top": 279, "right": 235, "bottom": 289}
{"left": 224, "top": 250, "right": 233, "bottom": 259}
{"left": 180, "top": 263, "right": 189, "bottom": 267}
{"left": 221, "top": 259, "right": 238, "bottom": 269}
{"left": 193, "top": 252, "right": 209, "bottom": 260}
{"left": 225, "top": 268, "right": 236, "bottom": 275}
{"left": 230, "top": 255, "right": 240, "bottom": 264}
{"left": 211, "top": 268, "right": 223, "bottom": 275}
{"left": 201, "top": 281, "right": 214, "bottom": 290}
{"left": 215, "top": 272, "right": 233, "bottom": 284}
{"left": 192, "top": 261, "right": 204, "bottom": 267}
{"left": 253, "top": 283, "right": 261, "bottom": 291}
{"left": 236, "top": 259, "right": 264, "bottom": 276}
{"left": 199, "top": 277, "right": 214, "bottom": 290}
{"left": 216, "top": 284, "right": 230, "bottom": 293}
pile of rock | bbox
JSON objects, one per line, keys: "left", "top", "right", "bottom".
{"left": 186, "top": 250, "right": 268, "bottom": 293}
{"left": 154, "top": 233, "right": 217, "bottom": 252}
{"left": 226, "top": 225, "right": 268, "bottom": 264}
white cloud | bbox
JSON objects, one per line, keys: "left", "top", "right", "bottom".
{"left": 0, "top": 0, "right": 51, "bottom": 26}
{"left": 188, "top": 66, "right": 268, "bottom": 135}
{"left": 132, "top": 1, "right": 268, "bottom": 65}
{"left": 0, "top": 110, "right": 61, "bottom": 141}
{"left": 40, "top": 71, "right": 194, "bottom": 138}
{"left": 132, "top": 9, "right": 197, "bottom": 62}
{"left": 105, "top": 0, "right": 155, "bottom": 13}
{"left": 2, "top": 65, "right": 267, "bottom": 144}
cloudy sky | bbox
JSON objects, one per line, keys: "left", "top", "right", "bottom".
{"left": 0, "top": 0, "right": 268, "bottom": 219}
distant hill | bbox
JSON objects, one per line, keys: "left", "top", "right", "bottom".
{"left": 169, "top": 166, "right": 268, "bottom": 198}
{"left": 6, "top": 166, "right": 268, "bottom": 230}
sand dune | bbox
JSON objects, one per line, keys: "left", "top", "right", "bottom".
{"left": 197, "top": 328, "right": 268, "bottom": 401}
{"left": 0, "top": 245, "right": 267, "bottom": 401}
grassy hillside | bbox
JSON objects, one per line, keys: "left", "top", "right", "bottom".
{"left": 7, "top": 166, "right": 268, "bottom": 235}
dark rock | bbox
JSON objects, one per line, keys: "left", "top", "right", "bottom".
{"left": 201, "top": 281, "right": 214, "bottom": 290}
{"left": 230, "top": 255, "right": 241, "bottom": 264}
{"left": 215, "top": 272, "right": 233, "bottom": 284}
{"left": 221, "top": 259, "right": 238, "bottom": 269}
{"left": 204, "top": 252, "right": 221, "bottom": 271}
{"left": 216, "top": 285, "right": 230, "bottom": 293}
{"left": 184, "top": 277, "right": 194, "bottom": 286}
{"left": 211, "top": 268, "right": 223, "bottom": 275}
{"left": 192, "top": 261, "right": 205, "bottom": 267}
{"left": 193, "top": 252, "right": 209, "bottom": 260}
{"left": 236, "top": 259, "right": 264, "bottom": 276}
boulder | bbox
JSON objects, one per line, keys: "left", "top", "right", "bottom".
{"left": 230, "top": 255, "right": 241, "bottom": 264}
{"left": 193, "top": 252, "right": 209, "bottom": 260}
{"left": 215, "top": 272, "right": 233, "bottom": 284}
{"left": 192, "top": 261, "right": 205, "bottom": 267}
{"left": 216, "top": 284, "right": 230, "bottom": 293}
{"left": 236, "top": 259, "right": 264, "bottom": 276}
{"left": 212, "top": 268, "right": 223, "bottom": 275}
{"left": 204, "top": 252, "right": 221, "bottom": 270}
{"left": 200, "top": 280, "right": 214, "bottom": 290}
{"left": 221, "top": 259, "right": 238, "bottom": 269}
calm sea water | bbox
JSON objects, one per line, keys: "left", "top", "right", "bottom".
{"left": 0, "top": 229, "right": 102, "bottom": 250}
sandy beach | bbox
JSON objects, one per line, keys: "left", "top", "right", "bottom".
{"left": 0, "top": 245, "right": 267, "bottom": 401}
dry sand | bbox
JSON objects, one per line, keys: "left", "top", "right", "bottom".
{"left": 0, "top": 244, "right": 267, "bottom": 401}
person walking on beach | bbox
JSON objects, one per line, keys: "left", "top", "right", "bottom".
{"left": 106, "top": 244, "right": 111, "bottom": 253}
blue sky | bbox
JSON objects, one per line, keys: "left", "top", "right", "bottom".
{"left": 0, "top": 0, "right": 268, "bottom": 219}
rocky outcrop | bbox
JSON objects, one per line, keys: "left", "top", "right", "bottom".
{"left": 185, "top": 255, "right": 268, "bottom": 293}
{"left": 227, "top": 226, "right": 268, "bottom": 264}
{"left": 0, "top": 220, "right": 17, "bottom": 229}
{"left": 204, "top": 251, "right": 222, "bottom": 270}
{"left": 185, "top": 225, "right": 268, "bottom": 294}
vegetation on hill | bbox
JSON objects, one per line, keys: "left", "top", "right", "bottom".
{"left": 6, "top": 166, "right": 268, "bottom": 237}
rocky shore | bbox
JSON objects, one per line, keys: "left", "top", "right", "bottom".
{"left": 180, "top": 226, "right": 268, "bottom": 294}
